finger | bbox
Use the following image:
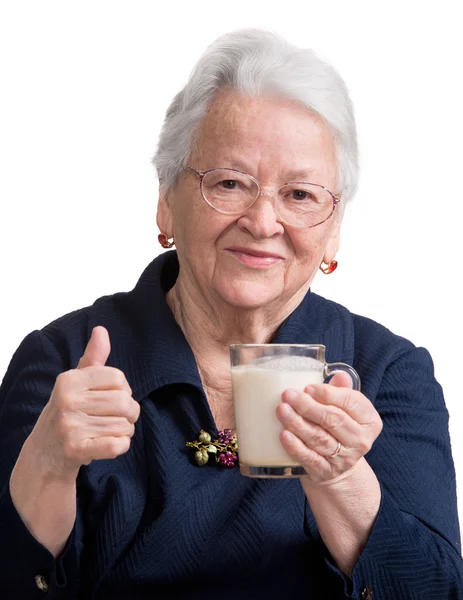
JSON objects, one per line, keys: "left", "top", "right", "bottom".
{"left": 82, "top": 436, "right": 132, "bottom": 462}
{"left": 82, "top": 390, "right": 140, "bottom": 423}
{"left": 328, "top": 371, "right": 353, "bottom": 389}
{"left": 72, "top": 366, "right": 132, "bottom": 394}
{"left": 85, "top": 416, "right": 136, "bottom": 438}
{"left": 279, "top": 429, "right": 330, "bottom": 474}
{"left": 77, "top": 326, "right": 111, "bottom": 369}
{"left": 276, "top": 402, "right": 341, "bottom": 457}
{"left": 278, "top": 394, "right": 361, "bottom": 448}
{"left": 301, "top": 384, "right": 378, "bottom": 425}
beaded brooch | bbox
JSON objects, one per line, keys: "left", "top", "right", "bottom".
{"left": 186, "top": 429, "right": 239, "bottom": 468}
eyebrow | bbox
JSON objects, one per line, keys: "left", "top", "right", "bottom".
{"left": 283, "top": 169, "right": 318, "bottom": 182}
{"left": 227, "top": 162, "right": 318, "bottom": 182}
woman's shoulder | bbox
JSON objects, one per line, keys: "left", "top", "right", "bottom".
{"left": 309, "top": 291, "right": 419, "bottom": 366}
{"left": 40, "top": 254, "right": 169, "bottom": 358}
{"left": 310, "top": 293, "right": 439, "bottom": 401}
{"left": 33, "top": 287, "right": 134, "bottom": 371}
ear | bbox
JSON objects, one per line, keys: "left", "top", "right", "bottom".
{"left": 156, "top": 186, "right": 174, "bottom": 237}
{"left": 323, "top": 212, "right": 343, "bottom": 264}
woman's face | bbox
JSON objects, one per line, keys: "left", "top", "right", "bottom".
{"left": 157, "top": 89, "right": 341, "bottom": 311}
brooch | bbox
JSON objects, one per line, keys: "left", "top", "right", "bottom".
{"left": 186, "top": 429, "right": 239, "bottom": 468}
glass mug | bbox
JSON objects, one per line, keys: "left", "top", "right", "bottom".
{"left": 230, "top": 344, "right": 360, "bottom": 478}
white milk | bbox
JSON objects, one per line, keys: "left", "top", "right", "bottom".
{"left": 231, "top": 356, "right": 324, "bottom": 466}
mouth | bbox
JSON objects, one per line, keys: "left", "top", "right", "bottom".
{"left": 226, "top": 247, "right": 285, "bottom": 267}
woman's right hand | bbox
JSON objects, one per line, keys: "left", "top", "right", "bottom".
{"left": 27, "top": 325, "right": 140, "bottom": 481}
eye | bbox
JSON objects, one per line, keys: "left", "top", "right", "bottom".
{"left": 289, "top": 189, "right": 317, "bottom": 201}
{"left": 291, "top": 189, "right": 309, "bottom": 201}
{"left": 221, "top": 179, "right": 239, "bottom": 190}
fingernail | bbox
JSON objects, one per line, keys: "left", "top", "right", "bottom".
{"left": 284, "top": 389, "right": 298, "bottom": 402}
{"left": 279, "top": 402, "right": 292, "bottom": 416}
{"left": 305, "top": 385, "right": 316, "bottom": 395}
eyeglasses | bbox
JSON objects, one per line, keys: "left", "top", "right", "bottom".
{"left": 187, "top": 167, "right": 340, "bottom": 229}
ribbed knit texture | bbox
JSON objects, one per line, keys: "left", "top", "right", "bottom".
{"left": 0, "top": 250, "right": 462, "bottom": 599}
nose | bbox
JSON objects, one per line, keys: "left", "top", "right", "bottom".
{"left": 237, "top": 189, "right": 285, "bottom": 239}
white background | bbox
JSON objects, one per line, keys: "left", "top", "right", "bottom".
{"left": 1, "top": 2, "right": 462, "bottom": 536}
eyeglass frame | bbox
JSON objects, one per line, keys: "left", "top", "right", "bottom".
{"left": 186, "top": 166, "right": 341, "bottom": 229}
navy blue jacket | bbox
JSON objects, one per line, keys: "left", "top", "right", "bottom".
{"left": 1, "top": 250, "right": 462, "bottom": 599}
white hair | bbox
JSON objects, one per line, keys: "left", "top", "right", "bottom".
{"left": 153, "top": 28, "right": 359, "bottom": 208}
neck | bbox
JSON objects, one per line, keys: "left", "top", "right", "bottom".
{"left": 166, "top": 274, "right": 309, "bottom": 393}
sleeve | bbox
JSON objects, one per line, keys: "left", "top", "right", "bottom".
{"left": 324, "top": 346, "right": 463, "bottom": 600}
{"left": 0, "top": 330, "right": 83, "bottom": 599}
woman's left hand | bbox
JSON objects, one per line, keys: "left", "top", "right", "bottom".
{"left": 276, "top": 372, "right": 383, "bottom": 487}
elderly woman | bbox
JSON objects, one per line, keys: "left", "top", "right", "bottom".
{"left": 0, "top": 29, "right": 462, "bottom": 600}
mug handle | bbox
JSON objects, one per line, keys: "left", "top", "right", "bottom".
{"left": 324, "top": 362, "right": 361, "bottom": 391}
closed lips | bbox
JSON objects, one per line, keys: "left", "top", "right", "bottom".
{"left": 227, "top": 247, "right": 284, "bottom": 259}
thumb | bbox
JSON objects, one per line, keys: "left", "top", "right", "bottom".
{"left": 77, "top": 326, "right": 111, "bottom": 369}
{"left": 328, "top": 371, "right": 353, "bottom": 389}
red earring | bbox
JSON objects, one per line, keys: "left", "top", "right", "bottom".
{"left": 158, "top": 233, "right": 175, "bottom": 248}
{"left": 319, "top": 260, "right": 338, "bottom": 274}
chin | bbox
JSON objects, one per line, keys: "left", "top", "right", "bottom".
{"left": 214, "top": 279, "right": 285, "bottom": 310}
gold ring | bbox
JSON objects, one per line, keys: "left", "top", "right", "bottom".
{"left": 326, "top": 441, "right": 342, "bottom": 459}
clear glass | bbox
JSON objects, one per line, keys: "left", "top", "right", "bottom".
{"left": 188, "top": 167, "right": 340, "bottom": 229}
{"left": 230, "top": 344, "right": 360, "bottom": 478}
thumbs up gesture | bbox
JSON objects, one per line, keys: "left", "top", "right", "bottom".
{"left": 30, "top": 326, "right": 140, "bottom": 479}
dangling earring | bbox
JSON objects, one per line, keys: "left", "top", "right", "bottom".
{"left": 319, "top": 260, "right": 338, "bottom": 274}
{"left": 158, "top": 233, "right": 175, "bottom": 248}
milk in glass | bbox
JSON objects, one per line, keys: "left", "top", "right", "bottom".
{"left": 231, "top": 355, "right": 324, "bottom": 466}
